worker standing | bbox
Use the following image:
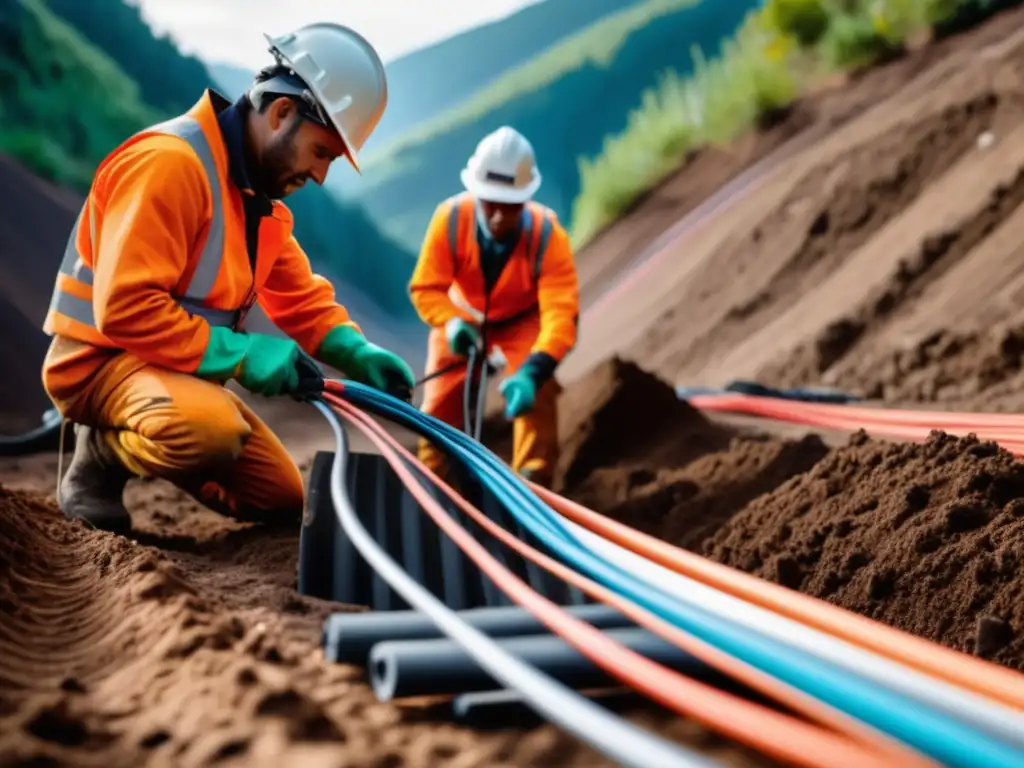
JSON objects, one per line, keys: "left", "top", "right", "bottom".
{"left": 42, "top": 23, "right": 415, "bottom": 533}
{"left": 408, "top": 127, "right": 580, "bottom": 489}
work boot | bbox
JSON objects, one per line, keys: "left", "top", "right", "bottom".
{"left": 58, "top": 424, "right": 133, "bottom": 533}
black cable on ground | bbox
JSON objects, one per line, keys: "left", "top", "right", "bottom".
{"left": 0, "top": 409, "right": 70, "bottom": 457}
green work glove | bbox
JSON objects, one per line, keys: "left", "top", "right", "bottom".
{"left": 444, "top": 317, "right": 480, "bottom": 357}
{"left": 316, "top": 325, "right": 416, "bottom": 394}
{"left": 499, "top": 369, "right": 537, "bottom": 419}
{"left": 196, "top": 327, "right": 302, "bottom": 397}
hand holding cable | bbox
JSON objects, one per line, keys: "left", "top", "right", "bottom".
{"left": 498, "top": 352, "right": 557, "bottom": 420}
{"left": 315, "top": 325, "right": 415, "bottom": 401}
{"left": 196, "top": 327, "right": 307, "bottom": 397}
{"left": 444, "top": 317, "right": 481, "bottom": 357}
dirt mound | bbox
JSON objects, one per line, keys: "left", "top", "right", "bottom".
{"left": 704, "top": 431, "right": 1024, "bottom": 670}
{"left": 559, "top": 9, "right": 1024, "bottom": 388}
{"left": 820, "top": 324, "right": 1024, "bottom": 408}
{"left": 555, "top": 359, "right": 831, "bottom": 550}
{"left": 642, "top": 89, "right": 1005, "bottom": 383}
{"left": 556, "top": 358, "right": 734, "bottom": 491}
{"left": 585, "top": 434, "right": 830, "bottom": 551}
{"left": 761, "top": 124, "right": 1024, "bottom": 394}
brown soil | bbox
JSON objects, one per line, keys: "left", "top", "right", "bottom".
{"left": 705, "top": 431, "right": 1024, "bottom": 670}
{"left": 0, "top": 477, "right": 776, "bottom": 768}
{"left": 7, "top": 6, "right": 1024, "bottom": 768}
{"left": 0, "top": 157, "right": 79, "bottom": 430}
{"left": 555, "top": 358, "right": 734, "bottom": 490}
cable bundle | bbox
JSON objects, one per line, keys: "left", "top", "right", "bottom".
{"left": 312, "top": 379, "right": 1024, "bottom": 768}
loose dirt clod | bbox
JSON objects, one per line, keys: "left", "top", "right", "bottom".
{"left": 557, "top": 357, "right": 734, "bottom": 492}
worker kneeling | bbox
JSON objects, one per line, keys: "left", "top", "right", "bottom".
{"left": 41, "top": 23, "right": 414, "bottom": 533}
{"left": 409, "top": 127, "right": 580, "bottom": 488}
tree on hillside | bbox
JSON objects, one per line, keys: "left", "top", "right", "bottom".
{"left": 44, "top": 0, "right": 216, "bottom": 113}
{"left": 2, "top": 0, "right": 418, "bottom": 320}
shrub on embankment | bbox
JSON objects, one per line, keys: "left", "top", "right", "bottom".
{"left": 569, "top": 0, "right": 1024, "bottom": 247}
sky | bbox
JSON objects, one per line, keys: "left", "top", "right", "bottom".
{"left": 133, "top": 0, "right": 545, "bottom": 70}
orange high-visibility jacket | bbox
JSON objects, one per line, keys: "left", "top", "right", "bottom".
{"left": 43, "top": 90, "right": 357, "bottom": 375}
{"left": 408, "top": 192, "right": 579, "bottom": 362}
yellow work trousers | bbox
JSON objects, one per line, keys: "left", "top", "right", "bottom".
{"left": 416, "top": 320, "right": 560, "bottom": 489}
{"left": 45, "top": 346, "right": 304, "bottom": 522}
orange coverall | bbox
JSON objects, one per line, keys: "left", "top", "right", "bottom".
{"left": 41, "top": 89, "right": 359, "bottom": 521}
{"left": 408, "top": 191, "right": 580, "bottom": 487}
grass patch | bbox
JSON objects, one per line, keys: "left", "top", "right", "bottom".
{"left": 569, "top": 0, "right": 1019, "bottom": 247}
{"left": 361, "top": 0, "right": 700, "bottom": 177}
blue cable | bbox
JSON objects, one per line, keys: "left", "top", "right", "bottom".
{"left": 339, "top": 381, "right": 1024, "bottom": 768}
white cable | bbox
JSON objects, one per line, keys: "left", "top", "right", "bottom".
{"left": 313, "top": 401, "right": 720, "bottom": 768}
{"left": 562, "top": 517, "right": 1024, "bottom": 751}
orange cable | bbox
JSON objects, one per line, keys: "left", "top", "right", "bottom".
{"left": 689, "top": 395, "right": 1024, "bottom": 452}
{"left": 530, "top": 482, "right": 1024, "bottom": 711}
{"left": 325, "top": 394, "right": 930, "bottom": 768}
{"left": 702, "top": 395, "right": 1024, "bottom": 428}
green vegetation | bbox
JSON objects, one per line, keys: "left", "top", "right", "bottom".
{"left": 570, "top": 0, "right": 1023, "bottom": 247}
{"left": 0, "top": 0, "right": 416, "bottom": 319}
{"left": 349, "top": 0, "right": 758, "bottom": 252}
{"left": 364, "top": 0, "right": 700, "bottom": 171}
{"left": 0, "top": 0, "right": 159, "bottom": 188}
{"left": 43, "top": 0, "right": 214, "bottom": 116}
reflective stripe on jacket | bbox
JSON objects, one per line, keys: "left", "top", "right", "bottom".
{"left": 408, "top": 191, "right": 580, "bottom": 362}
{"left": 43, "top": 89, "right": 356, "bottom": 374}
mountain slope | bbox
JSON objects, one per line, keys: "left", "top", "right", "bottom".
{"left": 0, "top": 155, "right": 80, "bottom": 428}
{"left": 34, "top": 0, "right": 416, "bottom": 321}
{"left": 353, "top": 0, "right": 758, "bottom": 251}
{"left": 207, "top": 61, "right": 255, "bottom": 102}
{"left": 210, "top": 1, "right": 654, "bottom": 202}
{"left": 369, "top": 0, "right": 649, "bottom": 152}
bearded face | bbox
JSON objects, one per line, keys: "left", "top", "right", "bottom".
{"left": 258, "top": 117, "right": 307, "bottom": 199}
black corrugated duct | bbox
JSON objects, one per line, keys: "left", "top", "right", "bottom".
{"left": 298, "top": 449, "right": 589, "bottom": 610}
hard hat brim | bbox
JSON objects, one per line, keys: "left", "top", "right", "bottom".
{"left": 461, "top": 167, "right": 541, "bottom": 204}
{"left": 262, "top": 31, "right": 363, "bottom": 174}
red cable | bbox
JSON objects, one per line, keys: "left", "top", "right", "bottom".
{"left": 530, "top": 483, "right": 1024, "bottom": 712}
{"left": 689, "top": 394, "right": 1024, "bottom": 454}
{"left": 324, "top": 393, "right": 931, "bottom": 768}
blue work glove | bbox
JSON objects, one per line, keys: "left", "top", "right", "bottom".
{"left": 499, "top": 370, "right": 536, "bottom": 419}
{"left": 499, "top": 352, "right": 559, "bottom": 420}
{"left": 444, "top": 317, "right": 480, "bottom": 357}
{"left": 316, "top": 325, "right": 415, "bottom": 395}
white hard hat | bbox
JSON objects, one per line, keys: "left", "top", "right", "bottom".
{"left": 460, "top": 126, "right": 541, "bottom": 204}
{"left": 263, "top": 22, "right": 387, "bottom": 173}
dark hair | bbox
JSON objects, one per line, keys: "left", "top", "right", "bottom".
{"left": 247, "top": 64, "right": 330, "bottom": 130}
{"left": 248, "top": 65, "right": 307, "bottom": 113}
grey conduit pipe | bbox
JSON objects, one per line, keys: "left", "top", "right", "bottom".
{"left": 312, "top": 399, "right": 721, "bottom": 768}
{"left": 323, "top": 603, "right": 633, "bottom": 666}
{"left": 369, "top": 627, "right": 723, "bottom": 701}
{"left": 451, "top": 688, "right": 643, "bottom": 727}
